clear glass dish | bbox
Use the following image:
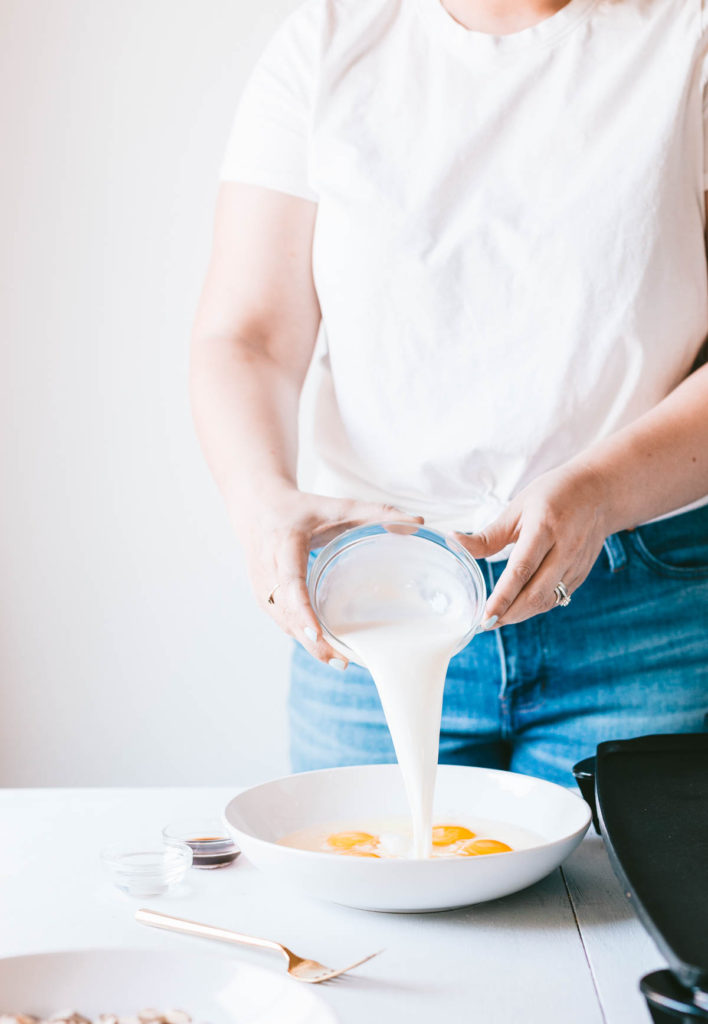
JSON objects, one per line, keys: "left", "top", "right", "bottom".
{"left": 100, "top": 839, "right": 192, "bottom": 896}
{"left": 163, "top": 818, "right": 240, "bottom": 869}
{"left": 307, "top": 522, "right": 487, "bottom": 663}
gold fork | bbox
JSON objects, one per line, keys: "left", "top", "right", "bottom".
{"left": 135, "top": 908, "right": 381, "bottom": 983}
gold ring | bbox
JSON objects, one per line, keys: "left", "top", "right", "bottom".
{"left": 553, "top": 581, "right": 571, "bottom": 608}
{"left": 267, "top": 583, "right": 281, "bottom": 606}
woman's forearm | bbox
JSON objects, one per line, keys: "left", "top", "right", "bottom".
{"left": 574, "top": 361, "right": 708, "bottom": 533}
{"left": 459, "top": 359, "right": 708, "bottom": 626}
{"left": 189, "top": 184, "right": 322, "bottom": 533}
{"left": 189, "top": 327, "right": 303, "bottom": 529}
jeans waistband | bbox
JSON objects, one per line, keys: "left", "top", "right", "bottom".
{"left": 602, "top": 501, "right": 708, "bottom": 572}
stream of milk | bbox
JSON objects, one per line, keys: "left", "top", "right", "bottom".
{"left": 322, "top": 534, "right": 475, "bottom": 859}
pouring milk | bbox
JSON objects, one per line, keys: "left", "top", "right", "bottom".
{"left": 319, "top": 531, "right": 480, "bottom": 859}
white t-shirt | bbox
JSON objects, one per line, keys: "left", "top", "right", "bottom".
{"left": 221, "top": 0, "right": 708, "bottom": 533}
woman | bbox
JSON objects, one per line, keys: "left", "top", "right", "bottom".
{"left": 190, "top": 0, "right": 708, "bottom": 785}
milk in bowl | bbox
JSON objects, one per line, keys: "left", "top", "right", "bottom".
{"left": 307, "top": 524, "right": 486, "bottom": 859}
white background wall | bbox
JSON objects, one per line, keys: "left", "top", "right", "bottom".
{"left": 0, "top": 0, "right": 304, "bottom": 786}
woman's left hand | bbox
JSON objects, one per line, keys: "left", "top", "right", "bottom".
{"left": 455, "top": 463, "right": 613, "bottom": 628}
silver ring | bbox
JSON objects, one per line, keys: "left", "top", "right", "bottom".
{"left": 267, "top": 583, "right": 281, "bottom": 606}
{"left": 553, "top": 581, "right": 571, "bottom": 608}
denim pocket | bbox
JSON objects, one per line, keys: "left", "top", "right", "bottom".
{"left": 630, "top": 504, "right": 708, "bottom": 578}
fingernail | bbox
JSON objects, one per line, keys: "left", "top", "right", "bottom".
{"left": 304, "top": 626, "right": 319, "bottom": 643}
{"left": 481, "top": 615, "right": 499, "bottom": 630}
{"left": 328, "top": 658, "right": 347, "bottom": 671}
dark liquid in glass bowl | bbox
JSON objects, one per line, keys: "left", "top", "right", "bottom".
{"left": 184, "top": 835, "right": 239, "bottom": 869}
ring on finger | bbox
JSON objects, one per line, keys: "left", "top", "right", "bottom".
{"left": 553, "top": 580, "right": 571, "bottom": 608}
{"left": 267, "top": 574, "right": 307, "bottom": 607}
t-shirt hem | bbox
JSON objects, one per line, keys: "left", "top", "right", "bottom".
{"left": 641, "top": 494, "right": 708, "bottom": 528}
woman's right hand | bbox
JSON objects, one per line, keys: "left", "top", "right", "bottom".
{"left": 237, "top": 489, "right": 423, "bottom": 668}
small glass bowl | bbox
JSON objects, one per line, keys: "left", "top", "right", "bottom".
{"left": 162, "top": 819, "right": 240, "bottom": 870}
{"left": 308, "top": 522, "right": 487, "bottom": 662}
{"left": 101, "top": 840, "right": 192, "bottom": 896}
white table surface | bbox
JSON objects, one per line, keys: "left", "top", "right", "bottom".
{"left": 0, "top": 788, "right": 666, "bottom": 1023}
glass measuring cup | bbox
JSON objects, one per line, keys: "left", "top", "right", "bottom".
{"left": 307, "top": 523, "right": 487, "bottom": 664}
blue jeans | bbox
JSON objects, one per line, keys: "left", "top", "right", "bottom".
{"left": 289, "top": 505, "right": 708, "bottom": 786}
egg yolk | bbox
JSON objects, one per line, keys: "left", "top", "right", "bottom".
{"left": 432, "top": 825, "right": 477, "bottom": 846}
{"left": 458, "top": 838, "right": 512, "bottom": 856}
{"left": 326, "top": 831, "right": 377, "bottom": 851}
{"left": 321, "top": 826, "right": 513, "bottom": 858}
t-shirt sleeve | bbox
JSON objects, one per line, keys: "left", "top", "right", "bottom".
{"left": 219, "top": 2, "right": 320, "bottom": 202}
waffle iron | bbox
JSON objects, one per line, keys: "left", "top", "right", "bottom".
{"left": 573, "top": 733, "right": 708, "bottom": 1023}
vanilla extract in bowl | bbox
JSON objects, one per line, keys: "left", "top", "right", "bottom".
{"left": 162, "top": 820, "right": 240, "bottom": 869}
{"left": 183, "top": 835, "right": 239, "bottom": 869}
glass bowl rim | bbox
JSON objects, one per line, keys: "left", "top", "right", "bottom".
{"left": 100, "top": 841, "right": 193, "bottom": 873}
{"left": 162, "top": 819, "right": 236, "bottom": 845}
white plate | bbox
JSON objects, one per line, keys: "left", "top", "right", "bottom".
{"left": 224, "top": 764, "right": 591, "bottom": 913}
{"left": 0, "top": 949, "right": 338, "bottom": 1024}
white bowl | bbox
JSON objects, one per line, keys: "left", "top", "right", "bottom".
{"left": 223, "top": 764, "right": 591, "bottom": 913}
{"left": 0, "top": 949, "right": 337, "bottom": 1024}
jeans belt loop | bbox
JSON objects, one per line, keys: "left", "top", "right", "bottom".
{"left": 603, "top": 532, "right": 628, "bottom": 573}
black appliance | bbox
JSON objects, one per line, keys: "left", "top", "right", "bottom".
{"left": 573, "top": 733, "right": 708, "bottom": 1023}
